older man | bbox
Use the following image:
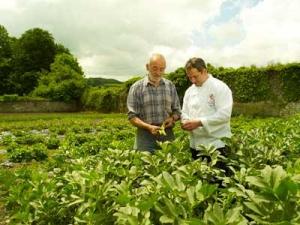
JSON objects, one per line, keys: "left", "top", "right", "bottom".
{"left": 127, "top": 54, "right": 181, "bottom": 152}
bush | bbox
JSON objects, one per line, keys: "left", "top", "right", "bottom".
{"left": 8, "top": 143, "right": 48, "bottom": 162}
{"left": 81, "top": 86, "right": 123, "bottom": 112}
{"left": 46, "top": 136, "right": 60, "bottom": 149}
{"left": 2, "top": 94, "right": 18, "bottom": 102}
{"left": 32, "top": 53, "right": 86, "bottom": 102}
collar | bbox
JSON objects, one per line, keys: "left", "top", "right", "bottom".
{"left": 143, "top": 75, "right": 165, "bottom": 87}
{"left": 194, "top": 74, "right": 213, "bottom": 88}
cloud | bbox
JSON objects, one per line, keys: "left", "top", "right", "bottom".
{"left": 193, "top": 0, "right": 300, "bottom": 67}
{"left": 0, "top": 0, "right": 17, "bottom": 10}
{"left": 0, "top": 0, "right": 223, "bottom": 80}
{"left": 235, "top": 0, "right": 300, "bottom": 65}
{"left": 0, "top": 0, "right": 299, "bottom": 80}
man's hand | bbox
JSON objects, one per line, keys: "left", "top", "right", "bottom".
{"left": 163, "top": 116, "right": 175, "bottom": 128}
{"left": 147, "top": 125, "right": 161, "bottom": 135}
{"left": 181, "top": 120, "right": 202, "bottom": 131}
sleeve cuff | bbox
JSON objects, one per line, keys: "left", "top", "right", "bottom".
{"left": 128, "top": 112, "right": 138, "bottom": 120}
{"left": 198, "top": 117, "right": 209, "bottom": 132}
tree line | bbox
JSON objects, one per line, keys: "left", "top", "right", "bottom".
{"left": 0, "top": 25, "right": 86, "bottom": 101}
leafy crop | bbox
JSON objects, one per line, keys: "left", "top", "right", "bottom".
{"left": 0, "top": 113, "right": 299, "bottom": 224}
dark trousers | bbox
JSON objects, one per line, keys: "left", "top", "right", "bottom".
{"left": 135, "top": 127, "right": 175, "bottom": 152}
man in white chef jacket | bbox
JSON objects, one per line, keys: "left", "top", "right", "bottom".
{"left": 181, "top": 57, "right": 233, "bottom": 173}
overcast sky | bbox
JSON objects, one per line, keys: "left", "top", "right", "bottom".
{"left": 1, "top": 0, "right": 299, "bottom": 81}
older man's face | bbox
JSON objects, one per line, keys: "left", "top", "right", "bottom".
{"left": 147, "top": 58, "right": 166, "bottom": 79}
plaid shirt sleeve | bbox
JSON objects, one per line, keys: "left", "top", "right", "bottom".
{"left": 127, "top": 83, "right": 140, "bottom": 120}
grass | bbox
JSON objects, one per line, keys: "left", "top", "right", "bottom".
{"left": 0, "top": 112, "right": 126, "bottom": 122}
{"left": 0, "top": 154, "right": 6, "bottom": 163}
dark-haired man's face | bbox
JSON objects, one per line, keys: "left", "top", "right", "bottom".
{"left": 187, "top": 68, "right": 206, "bottom": 86}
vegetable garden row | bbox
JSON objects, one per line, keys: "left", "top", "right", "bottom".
{"left": 0, "top": 113, "right": 299, "bottom": 224}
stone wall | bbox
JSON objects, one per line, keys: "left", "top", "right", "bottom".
{"left": 1, "top": 100, "right": 299, "bottom": 116}
{"left": 0, "top": 101, "right": 80, "bottom": 113}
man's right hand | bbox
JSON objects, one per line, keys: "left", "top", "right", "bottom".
{"left": 129, "top": 117, "right": 161, "bottom": 135}
{"left": 147, "top": 125, "right": 161, "bottom": 135}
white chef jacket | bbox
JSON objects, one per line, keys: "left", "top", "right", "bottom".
{"left": 182, "top": 74, "right": 233, "bottom": 149}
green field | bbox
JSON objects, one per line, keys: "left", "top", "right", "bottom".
{"left": 0, "top": 113, "right": 299, "bottom": 224}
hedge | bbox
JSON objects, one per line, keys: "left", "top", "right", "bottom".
{"left": 81, "top": 63, "right": 300, "bottom": 113}
{"left": 168, "top": 62, "right": 300, "bottom": 103}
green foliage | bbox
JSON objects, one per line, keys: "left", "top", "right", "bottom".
{"left": 15, "top": 133, "right": 44, "bottom": 145}
{"left": 0, "top": 58, "right": 13, "bottom": 94}
{"left": 0, "top": 25, "right": 13, "bottom": 94}
{"left": 55, "top": 43, "right": 71, "bottom": 55}
{"left": 86, "top": 77, "right": 122, "bottom": 87}
{"left": 81, "top": 86, "right": 123, "bottom": 112}
{"left": 0, "top": 25, "right": 12, "bottom": 58}
{"left": 279, "top": 63, "right": 300, "bottom": 101}
{"left": 12, "top": 28, "right": 56, "bottom": 73}
{"left": 10, "top": 28, "right": 56, "bottom": 94}
{"left": 0, "top": 24, "right": 79, "bottom": 97}
{"left": 8, "top": 143, "right": 48, "bottom": 162}
{"left": 167, "top": 63, "right": 300, "bottom": 104}
{"left": 46, "top": 135, "right": 60, "bottom": 149}
{"left": 33, "top": 53, "right": 86, "bottom": 102}
{"left": 50, "top": 52, "right": 83, "bottom": 75}
{"left": 203, "top": 203, "right": 247, "bottom": 225}
{"left": 167, "top": 68, "right": 190, "bottom": 103}
{"left": 122, "top": 76, "right": 142, "bottom": 93}
{"left": 81, "top": 76, "right": 142, "bottom": 112}
{"left": 11, "top": 71, "right": 42, "bottom": 95}
{"left": 2, "top": 94, "right": 18, "bottom": 102}
{"left": 215, "top": 67, "right": 271, "bottom": 102}
{"left": 0, "top": 113, "right": 300, "bottom": 224}
{"left": 243, "top": 166, "right": 300, "bottom": 224}
{"left": 82, "top": 63, "right": 300, "bottom": 113}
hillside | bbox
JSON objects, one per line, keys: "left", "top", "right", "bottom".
{"left": 86, "top": 77, "right": 122, "bottom": 87}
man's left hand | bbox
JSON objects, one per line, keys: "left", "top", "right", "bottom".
{"left": 181, "top": 120, "right": 202, "bottom": 131}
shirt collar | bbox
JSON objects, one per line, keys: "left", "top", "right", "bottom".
{"left": 143, "top": 75, "right": 165, "bottom": 86}
{"left": 203, "top": 73, "right": 212, "bottom": 87}
{"left": 194, "top": 73, "right": 213, "bottom": 88}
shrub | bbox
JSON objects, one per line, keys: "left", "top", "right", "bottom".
{"left": 2, "top": 94, "right": 18, "bottom": 102}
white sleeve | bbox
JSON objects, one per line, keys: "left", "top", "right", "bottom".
{"left": 198, "top": 85, "right": 233, "bottom": 134}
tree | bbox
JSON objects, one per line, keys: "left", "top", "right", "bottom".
{"left": 13, "top": 28, "right": 56, "bottom": 72}
{"left": 0, "top": 25, "right": 13, "bottom": 94}
{"left": 166, "top": 68, "right": 190, "bottom": 103}
{"left": 11, "top": 28, "right": 56, "bottom": 94}
{"left": 0, "top": 58, "right": 13, "bottom": 94}
{"left": 33, "top": 53, "right": 86, "bottom": 102}
{"left": 55, "top": 43, "right": 71, "bottom": 55}
{"left": 50, "top": 51, "right": 83, "bottom": 75}
{"left": 0, "top": 25, "right": 12, "bottom": 58}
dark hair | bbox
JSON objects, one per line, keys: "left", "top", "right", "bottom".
{"left": 185, "top": 57, "right": 207, "bottom": 72}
